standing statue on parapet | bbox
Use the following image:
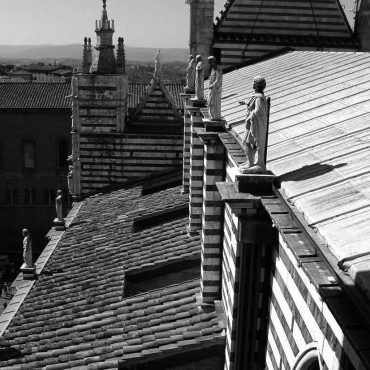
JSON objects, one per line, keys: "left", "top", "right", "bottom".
{"left": 195, "top": 55, "right": 205, "bottom": 100}
{"left": 22, "top": 229, "right": 33, "bottom": 268}
{"left": 185, "top": 55, "right": 196, "bottom": 92}
{"left": 154, "top": 49, "right": 161, "bottom": 77}
{"left": 56, "top": 190, "right": 63, "bottom": 222}
{"left": 239, "top": 76, "right": 268, "bottom": 174}
{"left": 207, "top": 56, "right": 223, "bottom": 120}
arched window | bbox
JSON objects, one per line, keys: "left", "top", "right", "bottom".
{"left": 23, "top": 141, "right": 35, "bottom": 169}
{"left": 58, "top": 139, "right": 68, "bottom": 168}
{"left": 11, "top": 189, "right": 18, "bottom": 205}
{"left": 5, "top": 189, "right": 11, "bottom": 205}
{"left": 24, "top": 189, "right": 31, "bottom": 205}
{"left": 292, "top": 345, "right": 321, "bottom": 370}
{"left": 31, "top": 188, "right": 37, "bottom": 205}
{"left": 43, "top": 188, "right": 50, "bottom": 205}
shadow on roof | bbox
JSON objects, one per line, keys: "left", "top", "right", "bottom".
{"left": 279, "top": 163, "right": 347, "bottom": 183}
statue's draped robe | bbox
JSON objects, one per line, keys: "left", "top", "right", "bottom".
{"left": 242, "top": 93, "right": 268, "bottom": 166}
{"left": 23, "top": 236, "right": 32, "bottom": 268}
{"left": 208, "top": 66, "right": 223, "bottom": 120}
{"left": 186, "top": 59, "right": 196, "bottom": 90}
{"left": 195, "top": 61, "right": 205, "bottom": 100}
{"left": 56, "top": 195, "right": 63, "bottom": 221}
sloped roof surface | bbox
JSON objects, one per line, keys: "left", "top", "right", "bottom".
{"left": 0, "top": 82, "right": 183, "bottom": 110}
{"left": 0, "top": 181, "right": 223, "bottom": 368}
{"left": 215, "top": 0, "right": 353, "bottom": 39}
{"left": 0, "top": 82, "right": 71, "bottom": 109}
{"left": 219, "top": 51, "right": 370, "bottom": 299}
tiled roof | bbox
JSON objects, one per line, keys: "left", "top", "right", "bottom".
{"left": 219, "top": 50, "right": 370, "bottom": 300}
{"left": 0, "top": 180, "right": 223, "bottom": 368}
{"left": 0, "top": 82, "right": 183, "bottom": 110}
{"left": 0, "top": 82, "right": 72, "bottom": 109}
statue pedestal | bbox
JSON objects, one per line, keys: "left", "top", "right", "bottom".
{"left": 190, "top": 98, "right": 207, "bottom": 107}
{"left": 20, "top": 263, "right": 36, "bottom": 280}
{"left": 53, "top": 218, "right": 66, "bottom": 231}
{"left": 184, "top": 87, "right": 195, "bottom": 94}
{"left": 202, "top": 118, "right": 226, "bottom": 132}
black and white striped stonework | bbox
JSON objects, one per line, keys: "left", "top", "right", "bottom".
{"left": 188, "top": 108, "right": 205, "bottom": 233}
{"left": 201, "top": 137, "right": 225, "bottom": 303}
{"left": 79, "top": 133, "right": 182, "bottom": 194}
{"left": 181, "top": 94, "right": 193, "bottom": 194}
{"left": 213, "top": 0, "right": 355, "bottom": 69}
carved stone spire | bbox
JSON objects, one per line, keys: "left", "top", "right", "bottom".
{"left": 82, "top": 37, "right": 89, "bottom": 73}
{"left": 116, "top": 37, "right": 126, "bottom": 74}
{"left": 89, "top": 0, "right": 116, "bottom": 74}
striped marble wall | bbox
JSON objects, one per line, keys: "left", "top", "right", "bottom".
{"left": 79, "top": 133, "right": 183, "bottom": 194}
{"left": 222, "top": 202, "right": 240, "bottom": 370}
{"left": 266, "top": 235, "right": 360, "bottom": 370}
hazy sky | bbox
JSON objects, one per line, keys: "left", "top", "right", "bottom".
{"left": 0, "top": 0, "right": 355, "bottom": 47}
{"left": 0, "top": 0, "right": 226, "bottom": 47}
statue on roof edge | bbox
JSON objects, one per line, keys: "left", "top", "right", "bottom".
{"left": 239, "top": 76, "right": 268, "bottom": 174}
{"left": 22, "top": 229, "right": 33, "bottom": 268}
{"left": 207, "top": 56, "right": 223, "bottom": 120}
{"left": 195, "top": 55, "right": 205, "bottom": 101}
{"left": 185, "top": 55, "right": 196, "bottom": 92}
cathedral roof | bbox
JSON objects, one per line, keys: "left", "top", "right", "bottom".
{"left": 213, "top": 0, "right": 357, "bottom": 69}
{"left": 0, "top": 173, "right": 224, "bottom": 368}
{"left": 218, "top": 50, "right": 370, "bottom": 306}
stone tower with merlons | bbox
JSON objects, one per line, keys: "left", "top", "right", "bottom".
{"left": 69, "top": 0, "right": 128, "bottom": 197}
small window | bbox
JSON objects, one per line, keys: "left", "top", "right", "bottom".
{"left": 11, "top": 189, "right": 18, "bottom": 205}
{"left": 24, "top": 189, "right": 30, "bottom": 205}
{"left": 58, "top": 139, "right": 68, "bottom": 168}
{"left": 43, "top": 188, "right": 50, "bottom": 205}
{"left": 23, "top": 141, "right": 35, "bottom": 169}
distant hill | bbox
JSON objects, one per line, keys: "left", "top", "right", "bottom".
{"left": 0, "top": 44, "right": 188, "bottom": 63}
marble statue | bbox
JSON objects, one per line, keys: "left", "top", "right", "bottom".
{"left": 56, "top": 190, "right": 63, "bottom": 221}
{"left": 195, "top": 55, "right": 205, "bottom": 100}
{"left": 207, "top": 56, "right": 223, "bottom": 120}
{"left": 154, "top": 49, "right": 161, "bottom": 77}
{"left": 67, "top": 165, "right": 74, "bottom": 194}
{"left": 22, "top": 229, "right": 33, "bottom": 268}
{"left": 239, "top": 76, "right": 268, "bottom": 173}
{"left": 185, "top": 55, "right": 196, "bottom": 91}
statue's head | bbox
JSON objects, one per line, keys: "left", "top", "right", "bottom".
{"left": 196, "top": 54, "right": 202, "bottom": 62}
{"left": 207, "top": 56, "right": 217, "bottom": 69}
{"left": 253, "top": 76, "right": 266, "bottom": 93}
{"left": 22, "top": 229, "right": 29, "bottom": 237}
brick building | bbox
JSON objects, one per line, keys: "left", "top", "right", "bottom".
{"left": 0, "top": 82, "right": 72, "bottom": 259}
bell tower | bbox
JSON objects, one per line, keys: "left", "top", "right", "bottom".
{"left": 69, "top": 0, "right": 128, "bottom": 198}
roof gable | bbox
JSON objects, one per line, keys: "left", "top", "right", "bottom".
{"left": 130, "top": 77, "right": 182, "bottom": 128}
{"left": 214, "top": 0, "right": 354, "bottom": 39}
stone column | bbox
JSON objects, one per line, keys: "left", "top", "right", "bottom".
{"left": 198, "top": 120, "right": 226, "bottom": 304}
{"left": 180, "top": 93, "right": 193, "bottom": 194}
{"left": 217, "top": 169, "right": 277, "bottom": 370}
{"left": 187, "top": 104, "right": 206, "bottom": 234}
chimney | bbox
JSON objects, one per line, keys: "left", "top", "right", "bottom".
{"left": 355, "top": 0, "right": 370, "bottom": 51}
{"left": 186, "top": 0, "right": 214, "bottom": 60}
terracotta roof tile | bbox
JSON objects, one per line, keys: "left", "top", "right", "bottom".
{"left": 0, "top": 177, "right": 224, "bottom": 368}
